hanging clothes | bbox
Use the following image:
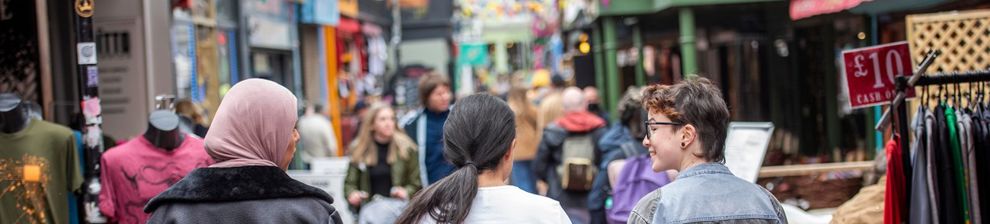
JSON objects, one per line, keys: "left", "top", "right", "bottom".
{"left": 98, "top": 135, "right": 214, "bottom": 224}
{"left": 885, "top": 136, "right": 906, "bottom": 224}
{"left": 934, "top": 104, "right": 963, "bottom": 224}
{"left": 0, "top": 119, "right": 83, "bottom": 224}
{"left": 947, "top": 106, "right": 972, "bottom": 222}
{"left": 981, "top": 103, "right": 990, "bottom": 220}
{"left": 977, "top": 104, "right": 990, "bottom": 221}
{"left": 924, "top": 107, "right": 941, "bottom": 224}
{"left": 961, "top": 109, "right": 981, "bottom": 224}
{"left": 910, "top": 107, "right": 933, "bottom": 224}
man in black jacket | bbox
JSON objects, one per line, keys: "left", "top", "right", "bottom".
{"left": 534, "top": 87, "right": 607, "bottom": 224}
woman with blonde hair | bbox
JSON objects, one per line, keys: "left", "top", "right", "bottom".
{"left": 344, "top": 103, "right": 421, "bottom": 210}
{"left": 507, "top": 86, "right": 541, "bottom": 193}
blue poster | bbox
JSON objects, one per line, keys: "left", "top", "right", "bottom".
{"left": 301, "top": 0, "right": 339, "bottom": 25}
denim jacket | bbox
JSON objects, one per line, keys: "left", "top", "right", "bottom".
{"left": 628, "top": 163, "right": 786, "bottom": 224}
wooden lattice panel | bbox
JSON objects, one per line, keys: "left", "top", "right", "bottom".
{"left": 907, "top": 10, "right": 990, "bottom": 74}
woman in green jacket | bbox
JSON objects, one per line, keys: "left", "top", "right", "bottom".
{"left": 345, "top": 103, "right": 421, "bottom": 210}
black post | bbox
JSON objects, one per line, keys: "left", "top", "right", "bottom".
{"left": 894, "top": 76, "right": 911, "bottom": 223}
{"left": 72, "top": 0, "right": 106, "bottom": 222}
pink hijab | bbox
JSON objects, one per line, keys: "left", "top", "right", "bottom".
{"left": 205, "top": 79, "right": 298, "bottom": 168}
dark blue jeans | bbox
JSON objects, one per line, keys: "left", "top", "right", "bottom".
{"left": 510, "top": 160, "right": 536, "bottom": 194}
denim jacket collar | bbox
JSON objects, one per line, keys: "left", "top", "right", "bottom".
{"left": 676, "top": 162, "right": 732, "bottom": 180}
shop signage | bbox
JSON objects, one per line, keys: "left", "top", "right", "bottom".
{"left": 340, "top": 0, "right": 358, "bottom": 18}
{"left": 790, "top": 0, "right": 864, "bottom": 20}
{"left": 248, "top": 16, "right": 291, "bottom": 49}
{"left": 841, "top": 41, "right": 914, "bottom": 109}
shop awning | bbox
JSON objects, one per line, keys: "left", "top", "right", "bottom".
{"left": 600, "top": 0, "right": 780, "bottom": 16}
{"left": 848, "top": 0, "right": 949, "bottom": 15}
{"left": 790, "top": 0, "right": 866, "bottom": 20}
{"left": 790, "top": 0, "right": 952, "bottom": 20}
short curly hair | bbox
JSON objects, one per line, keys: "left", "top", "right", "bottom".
{"left": 641, "top": 77, "right": 730, "bottom": 162}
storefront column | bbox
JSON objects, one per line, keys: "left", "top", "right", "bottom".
{"left": 679, "top": 8, "right": 698, "bottom": 77}
{"left": 290, "top": 4, "right": 303, "bottom": 99}
{"left": 494, "top": 40, "right": 509, "bottom": 75}
{"left": 633, "top": 22, "right": 645, "bottom": 86}
{"left": 593, "top": 25, "right": 605, "bottom": 101}
{"left": 323, "top": 26, "right": 344, "bottom": 155}
{"left": 603, "top": 16, "right": 619, "bottom": 120}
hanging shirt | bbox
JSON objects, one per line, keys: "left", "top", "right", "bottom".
{"left": 98, "top": 134, "right": 213, "bottom": 224}
{"left": 961, "top": 110, "right": 982, "bottom": 224}
{"left": 909, "top": 107, "right": 933, "bottom": 224}
{"left": 924, "top": 107, "right": 941, "bottom": 222}
{"left": 884, "top": 136, "right": 905, "bottom": 224}
{"left": 935, "top": 104, "right": 962, "bottom": 224}
{"left": 976, "top": 105, "right": 990, "bottom": 221}
{"left": 946, "top": 106, "right": 972, "bottom": 222}
{"left": 368, "top": 141, "right": 393, "bottom": 198}
{"left": 0, "top": 119, "right": 83, "bottom": 224}
{"left": 970, "top": 105, "right": 990, "bottom": 221}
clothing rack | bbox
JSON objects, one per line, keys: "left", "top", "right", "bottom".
{"left": 876, "top": 49, "right": 990, "bottom": 222}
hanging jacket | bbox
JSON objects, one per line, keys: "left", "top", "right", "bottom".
{"left": 960, "top": 110, "right": 981, "bottom": 224}
{"left": 934, "top": 104, "right": 962, "bottom": 224}
{"left": 909, "top": 107, "right": 933, "bottom": 224}
{"left": 924, "top": 107, "right": 941, "bottom": 223}
{"left": 884, "top": 136, "right": 905, "bottom": 224}
{"left": 947, "top": 107, "right": 971, "bottom": 222}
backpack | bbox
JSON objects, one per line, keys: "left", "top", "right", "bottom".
{"left": 558, "top": 133, "right": 597, "bottom": 191}
{"left": 607, "top": 155, "right": 671, "bottom": 223}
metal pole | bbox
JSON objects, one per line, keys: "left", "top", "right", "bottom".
{"left": 391, "top": 0, "right": 402, "bottom": 76}
{"left": 869, "top": 15, "right": 880, "bottom": 157}
{"left": 895, "top": 76, "right": 912, "bottom": 221}
{"left": 73, "top": 0, "right": 107, "bottom": 222}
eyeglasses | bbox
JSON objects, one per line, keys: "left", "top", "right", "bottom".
{"left": 643, "top": 121, "right": 683, "bottom": 140}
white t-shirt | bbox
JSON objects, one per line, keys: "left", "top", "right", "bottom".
{"left": 420, "top": 185, "right": 571, "bottom": 224}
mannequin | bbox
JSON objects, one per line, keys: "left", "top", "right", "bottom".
{"left": 143, "top": 110, "right": 185, "bottom": 150}
{"left": 0, "top": 93, "right": 30, "bottom": 134}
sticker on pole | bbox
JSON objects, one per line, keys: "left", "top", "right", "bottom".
{"left": 841, "top": 41, "right": 915, "bottom": 109}
{"left": 77, "top": 42, "right": 98, "bottom": 65}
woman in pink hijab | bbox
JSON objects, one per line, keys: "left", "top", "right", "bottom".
{"left": 145, "top": 79, "right": 343, "bottom": 224}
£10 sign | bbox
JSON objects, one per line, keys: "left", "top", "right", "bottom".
{"left": 841, "top": 41, "right": 915, "bottom": 109}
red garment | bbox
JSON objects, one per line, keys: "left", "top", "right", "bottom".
{"left": 98, "top": 135, "right": 214, "bottom": 224}
{"left": 556, "top": 111, "right": 606, "bottom": 132}
{"left": 884, "top": 136, "right": 905, "bottom": 224}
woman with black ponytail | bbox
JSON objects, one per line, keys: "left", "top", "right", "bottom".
{"left": 396, "top": 94, "right": 571, "bottom": 224}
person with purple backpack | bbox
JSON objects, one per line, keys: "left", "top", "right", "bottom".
{"left": 628, "top": 78, "right": 786, "bottom": 224}
{"left": 589, "top": 87, "right": 672, "bottom": 224}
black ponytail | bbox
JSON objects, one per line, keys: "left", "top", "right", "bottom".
{"left": 396, "top": 94, "right": 516, "bottom": 224}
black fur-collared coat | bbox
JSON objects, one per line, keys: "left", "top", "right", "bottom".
{"left": 144, "top": 166, "right": 342, "bottom": 224}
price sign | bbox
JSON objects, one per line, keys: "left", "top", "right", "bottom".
{"left": 841, "top": 41, "right": 915, "bottom": 109}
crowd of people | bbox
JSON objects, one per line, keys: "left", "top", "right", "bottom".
{"left": 138, "top": 72, "right": 787, "bottom": 224}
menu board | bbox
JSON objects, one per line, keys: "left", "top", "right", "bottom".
{"left": 723, "top": 122, "right": 774, "bottom": 183}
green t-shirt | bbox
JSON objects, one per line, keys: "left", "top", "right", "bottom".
{"left": 0, "top": 119, "right": 83, "bottom": 224}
